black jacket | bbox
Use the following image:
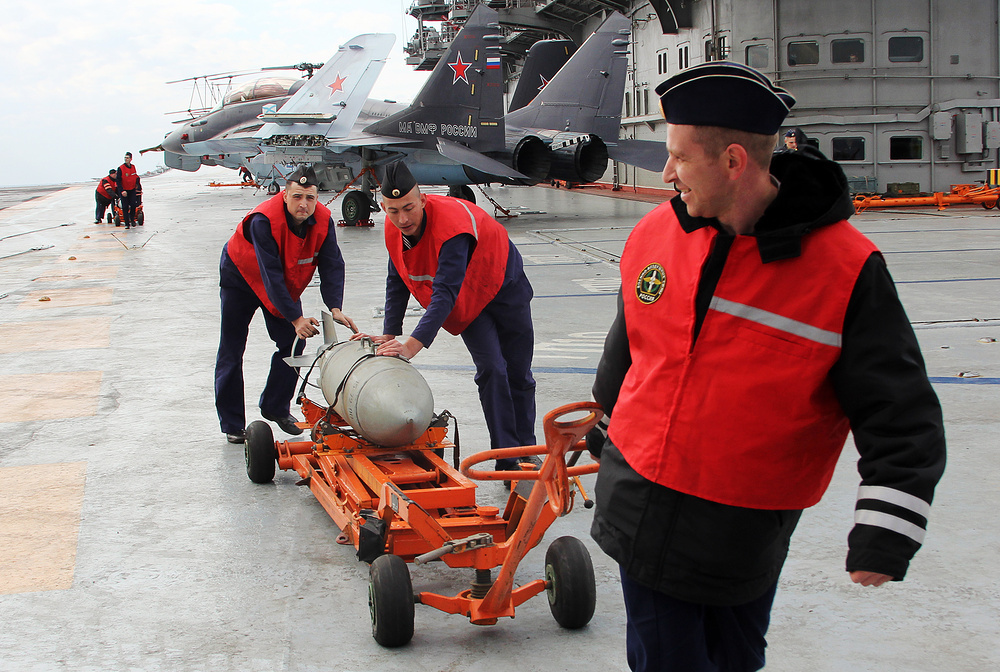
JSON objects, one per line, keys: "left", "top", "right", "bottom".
{"left": 590, "top": 149, "right": 946, "bottom": 605}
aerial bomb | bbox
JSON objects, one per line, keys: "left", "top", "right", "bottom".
{"left": 315, "top": 339, "right": 434, "bottom": 447}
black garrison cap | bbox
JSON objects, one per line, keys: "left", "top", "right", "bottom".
{"left": 381, "top": 161, "right": 417, "bottom": 199}
{"left": 286, "top": 165, "right": 319, "bottom": 188}
{"left": 655, "top": 62, "right": 795, "bottom": 135}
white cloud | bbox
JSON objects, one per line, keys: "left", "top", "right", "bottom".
{"left": 1, "top": 0, "right": 428, "bottom": 186}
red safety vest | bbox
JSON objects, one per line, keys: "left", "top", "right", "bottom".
{"left": 117, "top": 164, "right": 138, "bottom": 191}
{"left": 385, "top": 194, "right": 508, "bottom": 335}
{"left": 226, "top": 192, "right": 331, "bottom": 318}
{"left": 97, "top": 176, "right": 116, "bottom": 199}
{"left": 610, "top": 203, "right": 879, "bottom": 509}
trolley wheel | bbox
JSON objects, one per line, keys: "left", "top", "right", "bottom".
{"left": 245, "top": 420, "right": 276, "bottom": 483}
{"left": 448, "top": 184, "right": 476, "bottom": 204}
{"left": 342, "top": 190, "right": 369, "bottom": 225}
{"left": 137, "top": 211, "right": 145, "bottom": 226}
{"left": 369, "top": 554, "right": 414, "bottom": 647}
{"left": 983, "top": 200, "right": 997, "bottom": 210}
{"left": 544, "top": 536, "right": 596, "bottom": 630}
{"left": 106, "top": 213, "right": 112, "bottom": 224}
{"left": 267, "top": 182, "right": 280, "bottom": 195}
{"left": 113, "top": 212, "right": 121, "bottom": 226}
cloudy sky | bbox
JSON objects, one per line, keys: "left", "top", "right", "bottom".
{"left": 0, "top": 0, "right": 430, "bottom": 187}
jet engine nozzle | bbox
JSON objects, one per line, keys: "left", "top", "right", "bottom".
{"left": 547, "top": 133, "right": 609, "bottom": 183}
{"left": 317, "top": 340, "right": 434, "bottom": 447}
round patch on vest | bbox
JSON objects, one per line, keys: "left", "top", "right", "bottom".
{"left": 635, "top": 263, "right": 666, "bottom": 304}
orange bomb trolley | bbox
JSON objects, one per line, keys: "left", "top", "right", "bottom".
{"left": 244, "top": 382, "right": 602, "bottom": 647}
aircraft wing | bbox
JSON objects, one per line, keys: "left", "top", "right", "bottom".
{"left": 256, "top": 34, "right": 395, "bottom": 141}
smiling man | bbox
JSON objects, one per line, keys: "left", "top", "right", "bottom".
{"left": 588, "top": 62, "right": 945, "bottom": 672}
{"left": 214, "top": 165, "right": 357, "bottom": 444}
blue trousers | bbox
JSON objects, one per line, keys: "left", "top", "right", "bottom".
{"left": 621, "top": 569, "right": 777, "bottom": 672}
{"left": 460, "top": 275, "right": 536, "bottom": 453}
{"left": 95, "top": 193, "right": 112, "bottom": 222}
{"left": 120, "top": 192, "right": 139, "bottom": 226}
{"left": 214, "top": 272, "right": 304, "bottom": 433}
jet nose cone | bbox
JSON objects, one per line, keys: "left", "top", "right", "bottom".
{"left": 161, "top": 129, "right": 187, "bottom": 154}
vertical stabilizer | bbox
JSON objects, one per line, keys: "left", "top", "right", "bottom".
{"left": 364, "top": 5, "right": 505, "bottom": 152}
{"left": 508, "top": 39, "right": 577, "bottom": 113}
{"left": 256, "top": 33, "right": 395, "bottom": 141}
{"left": 506, "top": 13, "right": 631, "bottom": 141}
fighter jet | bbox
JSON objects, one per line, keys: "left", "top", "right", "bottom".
{"left": 148, "top": 36, "right": 395, "bottom": 177}
{"left": 180, "top": 7, "right": 665, "bottom": 224}
{"left": 142, "top": 74, "right": 303, "bottom": 171}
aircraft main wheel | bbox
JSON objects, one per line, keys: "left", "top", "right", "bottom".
{"left": 448, "top": 184, "right": 476, "bottom": 204}
{"left": 267, "top": 182, "right": 280, "bottom": 195}
{"left": 369, "top": 554, "right": 414, "bottom": 647}
{"left": 544, "top": 536, "right": 596, "bottom": 629}
{"left": 342, "top": 191, "right": 369, "bottom": 225}
{"left": 245, "top": 420, "right": 276, "bottom": 483}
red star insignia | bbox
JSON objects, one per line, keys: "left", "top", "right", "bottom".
{"left": 328, "top": 73, "right": 347, "bottom": 96}
{"left": 448, "top": 53, "right": 471, "bottom": 85}
{"left": 538, "top": 74, "right": 549, "bottom": 91}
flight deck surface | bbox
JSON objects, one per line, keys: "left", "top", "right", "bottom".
{"left": 0, "top": 167, "right": 997, "bottom": 671}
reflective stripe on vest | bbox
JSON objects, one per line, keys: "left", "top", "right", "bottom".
{"left": 709, "top": 296, "right": 842, "bottom": 347}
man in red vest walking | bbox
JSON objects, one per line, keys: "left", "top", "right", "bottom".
{"left": 116, "top": 152, "right": 141, "bottom": 229}
{"left": 214, "top": 165, "right": 357, "bottom": 444}
{"left": 358, "top": 162, "right": 536, "bottom": 470}
{"left": 588, "top": 62, "right": 945, "bottom": 671}
{"left": 94, "top": 168, "right": 117, "bottom": 223}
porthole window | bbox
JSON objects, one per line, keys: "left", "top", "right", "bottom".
{"left": 832, "top": 39, "right": 864, "bottom": 64}
{"left": 890, "top": 136, "right": 923, "bottom": 160}
{"left": 787, "top": 41, "right": 819, "bottom": 66}
{"left": 746, "top": 44, "right": 768, "bottom": 69}
{"left": 889, "top": 36, "right": 924, "bottom": 62}
{"left": 832, "top": 137, "right": 866, "bottom": 161}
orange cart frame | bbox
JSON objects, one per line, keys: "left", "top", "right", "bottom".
{"left": 244, "top": 396, "right": 602, "bottom": 647}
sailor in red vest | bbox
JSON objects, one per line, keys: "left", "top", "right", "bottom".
{"left": 94, "top": 168, "right": 117, "bottom": 223}
{"left": 357, "top": 161, "right": 536, "bottom": 470}
{"left": 587, "top": 62, "right": 945, "bottom": 672}
{"left": 214, "top": 165, "right": 357, "bottom": 444}
{"left": 116, "top": 152, "right": 141, "bottom": 228}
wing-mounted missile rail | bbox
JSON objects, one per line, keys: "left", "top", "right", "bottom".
{"left": 243, "top": 325, "right": 602, "bottom": 647}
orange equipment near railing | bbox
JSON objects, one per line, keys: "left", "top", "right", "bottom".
{"left": 854, "top": 184, "right": 1000, "bottom": 213}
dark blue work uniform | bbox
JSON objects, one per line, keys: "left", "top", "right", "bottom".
{"left": 214, "top": 210, "right": 346, "bottom": 434}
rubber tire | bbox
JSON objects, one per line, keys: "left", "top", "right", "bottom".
{"left": 267, "top": 182, "right": 280, "bottom": 195}
{"left": 137, "top": 211, "right": 145, "bottom": 226}
{"left": 448, "top": 184, "right": 476, "bottom": 204}
{"left": 544, "top": 536, "right": 596, "bottom": 629}
{"left": 342, "top": 191, "right": 369, "bottom": 225}
{"left": 113, "top": 212, "right": 121, "bottom": 226}
{"left": 369, "top": 554, "right": 414, "bottom": 647}
{"left": 245, "top": 420, "right": 276, "bottom": 483}
{"left": 106, "top": 213, "right": 112, "bottom": 223}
